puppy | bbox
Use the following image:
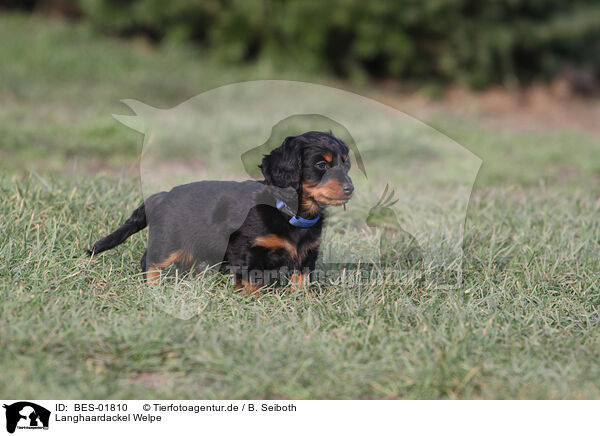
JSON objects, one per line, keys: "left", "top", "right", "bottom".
{"left": 87, "top": 131, "right": 354, "bottom": 293}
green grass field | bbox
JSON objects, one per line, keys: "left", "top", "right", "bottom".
{"left": 1, "top": 13, "right": 600, "bottom": 399}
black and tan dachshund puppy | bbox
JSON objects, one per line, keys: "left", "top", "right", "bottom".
{"left": 87, "top": 131, "right": 354, "bottom": 293}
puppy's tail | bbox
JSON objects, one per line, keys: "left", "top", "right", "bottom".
{"left": 87, "top": 203, "right": 147, "bottom": 256}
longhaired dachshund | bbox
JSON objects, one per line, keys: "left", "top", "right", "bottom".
{"left": 87, "top": 131, "right": 354, "bottom": 294}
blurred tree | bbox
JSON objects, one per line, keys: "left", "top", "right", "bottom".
{"left": 3, "top": 0, "right": 599, "bottom": 89}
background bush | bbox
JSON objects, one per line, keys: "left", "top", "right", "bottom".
{"left": 5, "top": 0, "right": 600, "bottom": 88}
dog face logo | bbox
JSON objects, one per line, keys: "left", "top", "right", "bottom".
{"left": 110, "top": 81, "right": 481, "bottom": 318}
{"left": 3, "top": 402, "right": 50, "bottom": 434}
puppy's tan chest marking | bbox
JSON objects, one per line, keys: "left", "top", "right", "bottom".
{"left": 253, "top": 234, "right": 298, "bottom": 259}
{"left": 253, "top": 234, "right": 321, "bottom": 262}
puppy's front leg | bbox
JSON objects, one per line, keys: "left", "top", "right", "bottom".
{"left": 235, "top": 277, "right": 263, "bottom": 296}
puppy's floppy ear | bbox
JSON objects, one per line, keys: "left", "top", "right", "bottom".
{"left": 259, "top": 136, "right": 303, "bottom": 190}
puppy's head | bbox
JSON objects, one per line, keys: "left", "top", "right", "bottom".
{"left": 260, "top": 131, "right": 354, "bottom": 212}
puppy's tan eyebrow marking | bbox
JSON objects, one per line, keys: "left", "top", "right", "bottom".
{"left": 342, "top": 155, "right": 348, "bottom": 162}
{"left": 322, "top": 153, "right": 333, "bottom": 163}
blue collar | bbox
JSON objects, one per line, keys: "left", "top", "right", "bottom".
{"left": 276, "top": 199, "right": 321, "bottom": 228}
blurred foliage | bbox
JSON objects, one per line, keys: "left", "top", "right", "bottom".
{"left": 3, "top": 0, "right": 600, "bottom": 87}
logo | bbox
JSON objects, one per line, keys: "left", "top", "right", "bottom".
{"left": 3, "top": 402, "right": 50, "bottom": 434}
{"left": 112, "top": 81, "right": 481, "bottom": 319}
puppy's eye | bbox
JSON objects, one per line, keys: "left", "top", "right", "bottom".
{"left": 315, "top": 161, "right": 329, "bottom": 170}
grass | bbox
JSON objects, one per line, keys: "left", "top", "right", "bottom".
{"left": 2, "top": 176, "right": 599, "bottom": 399}
{"left": 1, "top": 12, "right": 600, "bottom": 399}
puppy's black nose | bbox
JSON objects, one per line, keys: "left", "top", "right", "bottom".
{"left": 342, "top": 183, "right": 354, "bottom": 196}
